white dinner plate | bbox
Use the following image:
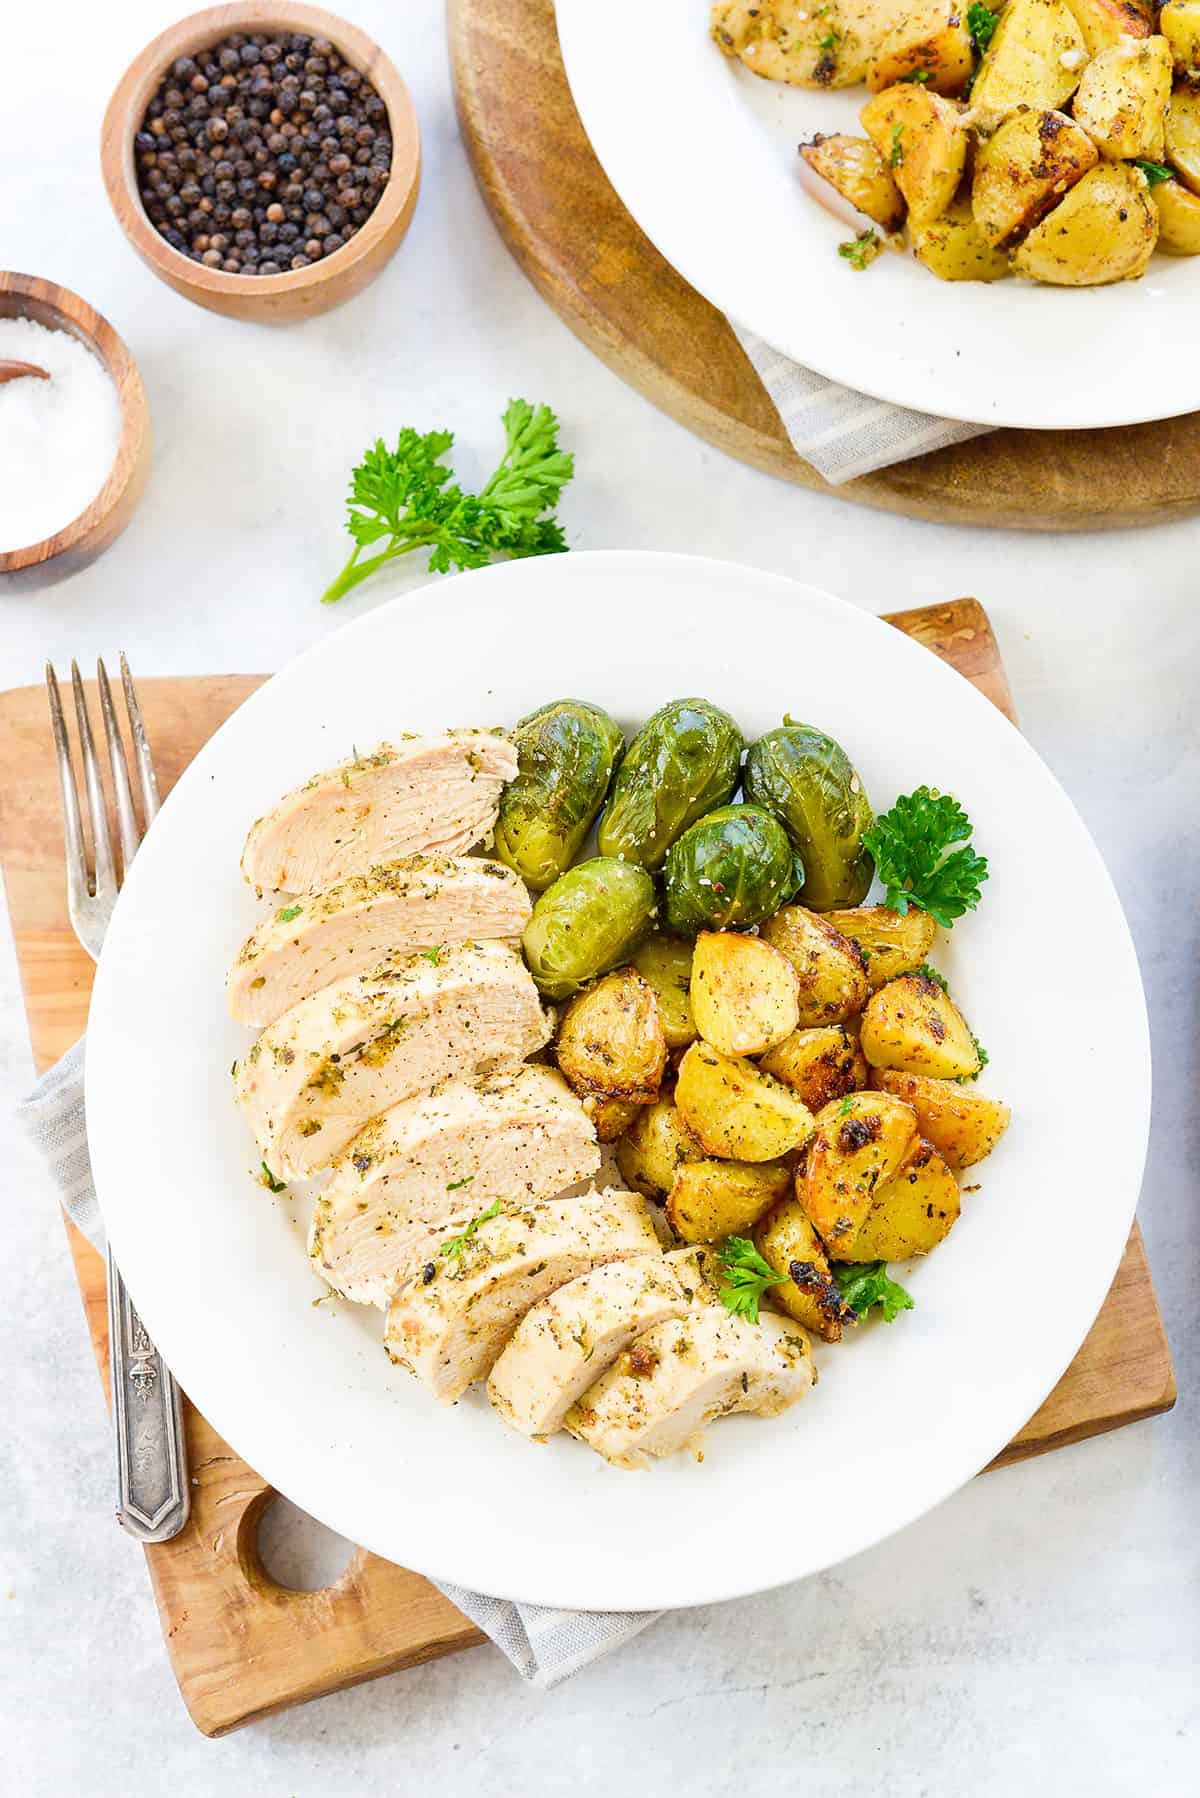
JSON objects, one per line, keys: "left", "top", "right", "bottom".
{"left": 555, "top": 0, "right": 1198, "bottom": 431}
{"left": 87, "top": 552, "right": 1149, "bottom": 1611}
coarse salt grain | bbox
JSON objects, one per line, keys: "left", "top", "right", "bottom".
{"left": 0, "top": 317, "right": 121, "bottom": 554}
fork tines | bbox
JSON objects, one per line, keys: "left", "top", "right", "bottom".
{"left": 45, "top": 656, "right": 160, "bottom": 962}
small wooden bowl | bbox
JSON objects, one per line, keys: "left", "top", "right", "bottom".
{"left": 0, "top": 273, "right": 152, "bottom": 579}
{"left": 101, "top": 2, "right": 421, "bottom": 323}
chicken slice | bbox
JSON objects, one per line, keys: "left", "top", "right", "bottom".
{"left": 384, "top": 1188, "right": 660, "bottom": 1403}
{"left": 236, "top": 941, "right": 549, "bottom": 1178}
{"left": 488, "top": 1246, "right": 721, "bottom": 1439}
{"left": 565, "top": 1305, "right": 814, "bottom": 1469}
{"left": 309, "top": 1065, "right": 601, "bottom": 1305}
{"left": 228, "top": 855, "right": 531, "bottom": 1028}
{"left": 241, "top": 732, "right": 518, "bottom": 895}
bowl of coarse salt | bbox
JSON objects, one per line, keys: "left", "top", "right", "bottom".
{"left": 0, "top": 273, "right": 151, "bottom": 579}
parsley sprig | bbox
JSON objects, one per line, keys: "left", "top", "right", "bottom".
{"left": 838, "top": 230, "right": 881, "bottom": 271}
{"left": 833, "top": 1261, "right": 914, "bottom": 1322}
{"left": 863, "top": 786, "right": 988, "bottom": 928}
{"left": 967, "top": 3, "right": 1000, "bottom": 52}
{"left": 439, "top": 1199, "right": 502, "bottom": 1263}
{"left": 1133, "top": 159, "right": 1174, "bottom": 188}
{"left": 716, "top": 1236, "right": 787, "bottom": 1323}
{"left": 320, "top": 400, "right": 574, "bottom": 604}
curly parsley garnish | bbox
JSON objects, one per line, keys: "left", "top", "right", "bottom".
{"left": 1133, "top": 159, "right": 1174, "bottom": 188}
{"left": 320, "top": 400, "right": 574, "bottom": 604}
{"left": 863, "top": 787, "right": 988, "bottom": 928}
{"left": 716, "top": 1237, "right": 787, "bottom": 1324}
{"left": 838, "top": 230, "right": 881, "bottom": 271}
{"left": 832, "top": 1261, "right": 914, "bottom": 1322}
{"left": 967, "top": 3, "right": 1000, "bottom": 51}
{"left": 440, "top": 1199, "right": 502, "bottom": 1263}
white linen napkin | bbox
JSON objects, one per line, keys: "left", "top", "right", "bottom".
{"left": 730, "top": 323, "right": 989, "bottom": 485}
{"left": 18, "top": 1039, "right": 660, "bottom": 1688}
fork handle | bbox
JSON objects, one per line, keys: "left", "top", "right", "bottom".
{"left": 107, "top": 1247, "right": 191, "bottom": 1543}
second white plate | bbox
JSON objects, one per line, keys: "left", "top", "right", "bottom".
{"left": 555, "top": 0, "right": 1200, "bottom": 431}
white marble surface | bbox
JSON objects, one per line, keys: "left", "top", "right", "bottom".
{"left": 3, "top": 1, "right": 1198, "bottom": 1789}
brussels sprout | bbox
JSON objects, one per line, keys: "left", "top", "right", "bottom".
{"left": 743, "top": 722, "right": 874, "bottom": 911}
{"left": 522, "top": 856, "right": 656, "bottom": 1000}
{"left": 597, "top": 698, "right": 744, "bottom": 872}
{"left": 663, "top": 805, "right": 801, "bottom": 935}
{"left": 494, "top": 700, "right": 624, "bottom": 891}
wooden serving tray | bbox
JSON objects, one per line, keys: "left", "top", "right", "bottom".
{"left": 0, "top": 601, "right": 1174, "bottom": 1735}
{"left": 448, "top": 0, "right": 1200, "bottom": 530}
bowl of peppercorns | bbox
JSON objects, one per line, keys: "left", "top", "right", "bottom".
{"left": 101, "top": 3, "right": 421, "bottom": 321}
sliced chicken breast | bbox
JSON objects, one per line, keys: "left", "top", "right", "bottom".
{"left": 309, "top": 1065, "right": 601, "bottom": 1305}
{"left": 236, "top": 941, "right": 548, "bottom": 1178}
{"left": 228, "top": 855, "right": 531, "bottom": 1028}
{"left": 488, "top": 1246, "right": 717, "bottom": 1439}
{"left": 565, "top": 1305, "right": 814, "bottom": 1469}
{"left": 384, "top": 1188, "right": 659, "bottom": 1403}
{"left": 241, "top": 732, "right": 518, "bottom": 894}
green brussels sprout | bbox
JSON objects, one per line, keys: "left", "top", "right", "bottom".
{"left": 597, "top": 698, "right": 744, "bottom": 872}
{"left": 743, "top": 722, "right": 874, "bottom": 911}
{"left": 494, "top": 700, "right": 624, "bottom": 892}
{"left": 522, "top": 856, "right": 657, "bottom": 1000}
{"left": 663, "top": 805, "right": 801, "bottom": 935}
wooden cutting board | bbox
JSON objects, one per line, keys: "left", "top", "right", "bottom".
{"left": 448, "top": 0, "right": 1200, "bottom": 530}
{"left": 0, "top": 601, "right": 1174, "bottom": 1736}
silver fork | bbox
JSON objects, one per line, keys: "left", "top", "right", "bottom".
{"left": 46, "top": 656, "right": 190, "bottom": 1545}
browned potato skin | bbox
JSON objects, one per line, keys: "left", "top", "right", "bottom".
{"left": 615, "top": 1094, "right": 705, "bottom": 1195}
{"left": 753, "top": 1196, "right": 856, "bottom": 1342}
{"left": 1071, "top": 38, "right": 1173, "bottom": 160}
{"left": 1164, "top": 81, "right": 1200, "bottom": 197}
{"left": 1161, "top": 0, "right": 1200, "bottom": 75}
{"left": 861, "top": 84, "right": 967, "bottom": 225}
{"left": 667, "top": 1159, "right": 792, "bottom": 1243}
{"left": 556, "top": 967, "right": 667, "bottom": 1103}
{"left": 759, "top": 904, "right": 870, "bottom": 1026}
{"left": 860, "top": 972, "right": 981, "bottom": 1079}
{"left": 968, "top": 0, "right": 1087, "bottom": 126}
{"left": 583, "top": 1095, "right": 646, "bottom": 1144}
{"left": 1011, "top": 161, "right": 1158, "bottom": 283}
{"left": 690, "top": 931, "right": 800, "bottom": 1057}
{"left": 1152, "top": 176, "right": 1200, "bottom": 252}
{"left": 711, "top": 0, "right": 865, "bottom": 88}
{"left": 867, "top": 1, "right": 974, "bottom": 96}
{"left": 759, "top": 1025, "right": 867, "bottom": 1112}
{"left": 675, "top": 1041, "right": 816, "bottom": 1163}
{"left": 869, "top": 1068, "right": 1011, "bottom": 1167}
{"left": 971, "top": 110, "right": 1098, "bottom": 248}
{"left": 821, "top": 905, "right": 936, "bottom": 990}
{"left": 1062, "top": 0, "right": 1154, "bottom": 55}
{"left": 801, "top": 133, "right": 907, "bottom": 232}
{"left": 841, "top": 1138, "right": 961, "bottom": 1260}
{"left": 800, "top": 1091, "right": 919, "bottom": 1255}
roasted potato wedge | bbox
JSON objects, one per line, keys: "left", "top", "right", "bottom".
{"left": 711, "top": 0, "right": 864, "bottom": 87}
{"left": 971, "top": 109, "right": 1097, "bottom": 247}
{"left": 667, "top": 1158, "right": 792, "bottom": 1243}
{"left": 615, "top": 1094, "right": 705, "bottom": 1194}
{"left": 1152, "top": 175, "right": 1200, "bottom": 251}
{"left": 690, "top": 931, "right": 800, "bottom": 1057}
{"left": 1062, "top": 0, "right": 1154, "bottom": 55}
{"left": 841, "top": 1138, "right": 961, "bottom": 1261}
{"left": 582, "top": 1095, "right": 646, "bottom": 1144}
{"left": 555, "top": 967, "right": 667, "bottom": 1102}
{"left": 758, "top": 904, "right": 870, "bottom": 1026}
{"left": 1011, "top": 161, "right": 1158, "bottom": 283}
{"left": 861, "top": 83, "right": 968, "bottom": 223}
{"left": 1072, "top": 38, "right": 1172, "bottom": 160}
{"left": 860, "top": 972, "right": 980, "bottom": 1079}
{"left": 753, "top": 1196, "right": 856, "bottom": 1342}
{"left": 800, "top": 133, "right": 907, "bottom": 232}
{"left": 911, "top": 193, "right": 1013, "bottom": 278}
{"left": 676, "top": 1041, "right": 816, "bottom": 1162}
{"left": 870, "top": 1068, "right": 1010, "bottom": 1167}
{"left": 800, "top": 1090, "right": 919, "bottom": 1255}
{"left": 820, "top": 905, "right": 936, "bottom": 990}
{"left": 867, "top": 0, "right": 974, "bottom": 95}
{"left": 759, "top": 1025, "right": 867, "bottom": 1111}
{"left": 632, "top": 932, "right": 697, "bottom": 1050}
{"left": 1161, "top": 0, "right": 1200, "bottom": 75}
{"left": 1164, "top": 81, "right": 1200, "bottom": 196}
{"left": 969, "top": 0, "right": 1087, "bottom": 126}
